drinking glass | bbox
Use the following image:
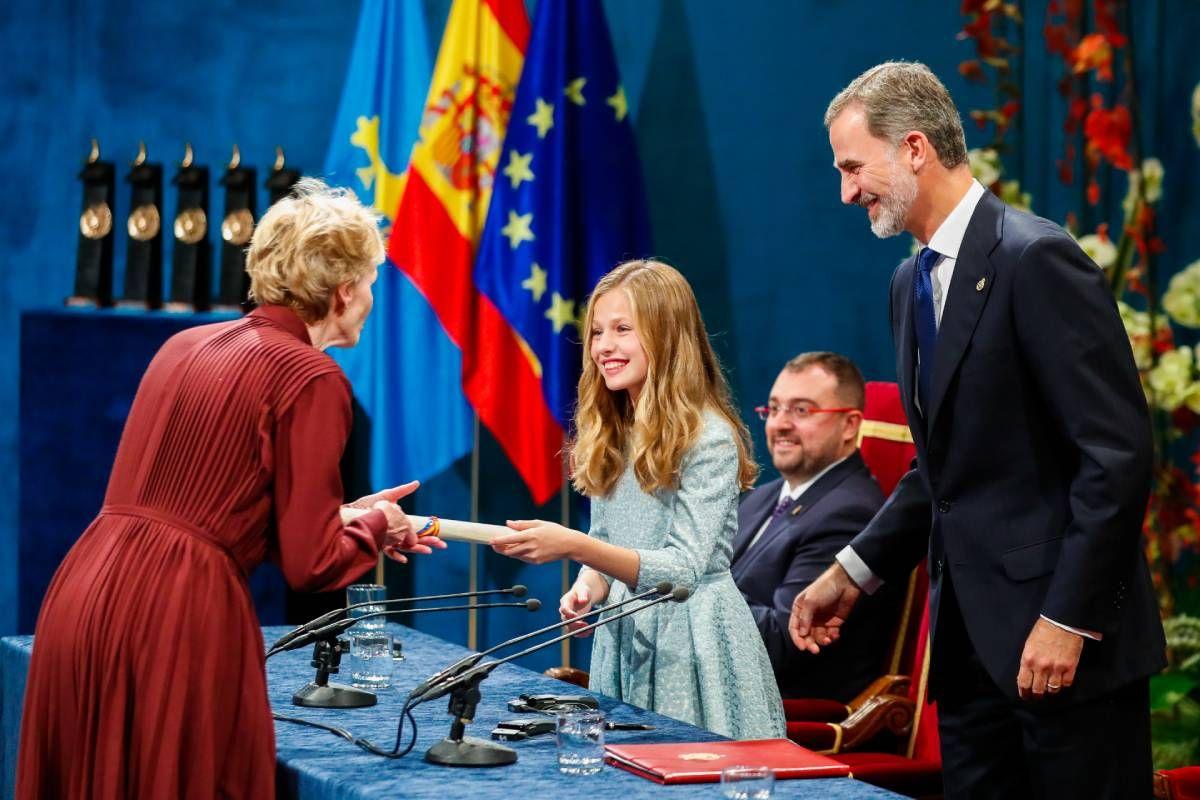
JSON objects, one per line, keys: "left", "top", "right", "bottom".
{"left": 346, "top": 583, "right": 386, "bottom": 631}
{"left": 348, "top": 631, "right": 393, "bottom": 690}
{"left": 720, "top": 765, "right": 774, "bottom": 799}
{"left": 556, "top": 710, "right": 605, "bottom": 775}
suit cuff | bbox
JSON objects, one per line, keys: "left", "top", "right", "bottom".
{"left": 836, "top": 546, "right": 883, "bottom": 595}
{"left": 1040, "top": 614, "right": 1102, "bottom": 641}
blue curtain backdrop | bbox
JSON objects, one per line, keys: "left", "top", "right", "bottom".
{"left": 2, "top": 3, "right": 1199, "bottom": 666}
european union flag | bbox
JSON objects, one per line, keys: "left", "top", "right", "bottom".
{"left": 473, "top": 0, "right": 652, "bottom": 431}
{"left": 471, "top": 0, "right": 651, "bottom": 671}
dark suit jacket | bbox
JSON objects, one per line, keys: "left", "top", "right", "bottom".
{"left": 733, "top": 453, "right": 897, "bottom": 701}
{"left": 849, "top": 189, "right": 1166, "bottom": 703}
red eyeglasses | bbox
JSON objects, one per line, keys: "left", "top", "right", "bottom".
{"left": 754, "top": 404, "right": 857, "bottom": 422}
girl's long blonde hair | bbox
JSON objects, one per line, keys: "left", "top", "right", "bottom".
{"left": 571, "top": 260, "right": 758, "bottom": 497}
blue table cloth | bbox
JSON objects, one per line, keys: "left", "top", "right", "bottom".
{"left": 2, "top": 625, "right": 904, "bottom": 799}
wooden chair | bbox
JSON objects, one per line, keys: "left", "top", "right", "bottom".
{"left": 784, "top": 380, "right": 922, "bottom": 742}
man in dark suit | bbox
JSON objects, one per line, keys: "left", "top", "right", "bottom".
{"left": 789, "top": 62, "right": 1165, "bottom": 798}
{"left": 732, "top": 352, "right": 896, "bottom": 701}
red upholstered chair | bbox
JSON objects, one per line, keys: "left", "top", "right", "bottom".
{"left": 782, "top": 381, "right": 942, "bottom": 794}
{"left": 784, "top": 381, "right": 922, "bottom": 737}
{"left": 857, "top": 381, "right": 916, "bottom": 497}
{"left": 1155, "top": 767, "right": 1200, "bottom": 799}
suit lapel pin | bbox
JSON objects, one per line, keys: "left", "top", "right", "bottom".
{"left": 975, "top": 277, "right": 986, "bottom": 292}
{"left": 789, "top": 504, "right": 804, "bottom": 516}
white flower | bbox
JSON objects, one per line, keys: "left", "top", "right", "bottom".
{"left": 968, "top": 148, "right": 1001, "bottom": 187}
{"left": 1118, "top": 301, "right": 1159, "bottom": 370}
{"left": 1149, "top": 347, "right": 1194, "bottom": 411}
{"left": 1123, "top": 157, "right": 1165, "bottom": 216}
{"left": 1143, "top": 158, "right": 1164, "bottom": 202}
{"left": 1164, "top": 260, "right": 1200, "bottom": 328}
{"left": 998, "top": 180, "right": 1032, "bottom": 212}
{"left": 1078, "top": 232, "right": 1118, "bottom": 270}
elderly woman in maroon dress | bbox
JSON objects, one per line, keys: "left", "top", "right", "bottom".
{"left": 16, "top": 179, "right": 441, "bottom": 799}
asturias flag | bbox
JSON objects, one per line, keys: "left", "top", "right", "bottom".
{"left": 472, "top": 0, "right": 653, "bottom": 501}
{"left": 323, "top": 0, "right": 473, "bottom": 490}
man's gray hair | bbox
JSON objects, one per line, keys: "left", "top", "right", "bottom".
{"left": 824, "top": 61, "right": 968, "bottom": 169}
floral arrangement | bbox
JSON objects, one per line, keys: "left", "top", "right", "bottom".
{"left": 959, "top": 0, "right": 1200, "bottom": 768}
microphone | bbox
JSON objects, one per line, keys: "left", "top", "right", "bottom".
{"left": 412, "top": 587, "right": 689, "bottom": 705}
{"left": 266, "top": 599, "right": 542, "bottom": 658}
{"left": 405, "top": 581, "right": 674, "bottom": 702}
{"left": 269, "top": 585, "right": 529, "bottom": 652}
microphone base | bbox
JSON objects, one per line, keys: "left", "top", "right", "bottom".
{"left": 424, "top": 736, "right": 517, "bottom": 767}
{"left": 292, "top": 681, "right": 377, "bottom": 708}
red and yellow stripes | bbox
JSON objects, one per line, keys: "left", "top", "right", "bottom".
{"left": 389, "top": 0, "right": 563, "bottom": 503}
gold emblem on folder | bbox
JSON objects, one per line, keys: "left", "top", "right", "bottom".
{"left": 128, "top": 204, "right": 161, "bottom": 241}
{"left": 80, "top": 202, "right": 112, "bottom": 239}
{"left": 678, "top": 752, "right": 723, "bottom": 761}
{"left": 174, "top": 207, "right": 208, "bottom": 244}
{"left": 221, "top": 208, "right": 254, "bottom": 246}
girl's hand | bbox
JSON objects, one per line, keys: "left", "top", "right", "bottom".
{"left": 490, "top": 519, "right": 580, "bottom": 564}
{"left": 559, "top": 583, "right": 596, "bottom": 638}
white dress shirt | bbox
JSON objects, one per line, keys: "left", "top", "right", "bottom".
{"left": 835, "top": 180, "right": 1100, "bottom": 641}
{"left": 745, "top": 456, "right": 849, "bottom": 552}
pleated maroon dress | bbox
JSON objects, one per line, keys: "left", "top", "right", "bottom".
{"left": 17, "top": 304, "right": 389, "bottom": 799}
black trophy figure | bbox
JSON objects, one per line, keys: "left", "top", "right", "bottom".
{"left": 215, "top": 144, "right": 256, "bottom": 311}
{"left": 265, "top": 146, "right": 301, "bottom": 207}
{"left": 166, "top": 143, "right": 212, "bottom": 312}
{"left": 69, "top": 138, "right": 115, "bottom": 308}
{"left": 120, "top": 141, "right": 164, "bottom": 309}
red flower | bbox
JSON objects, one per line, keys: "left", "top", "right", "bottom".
{"left": 959, "top": 60, "right": 985, "bottom": 82}
{"left": 1001, "top": 100, "right": 1021, "bottom": 119}
{"left": 1083, "top": 99, "right": 1133, "bottom": 170}
{"left": 1087, "top": 180, "right": 1101, "bottom": 205}
{"left": 1072, "top": 33, "right": 1114, "bottom": 81}
{"left": 1171, "top": 407, "right": 1200, "bottom": 434}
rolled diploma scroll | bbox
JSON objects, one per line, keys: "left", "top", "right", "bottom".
{"left": 341, "top": 507, "right": 504, "bottom": 544}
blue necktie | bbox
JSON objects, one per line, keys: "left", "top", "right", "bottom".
{"left": 914, "top": 247, "right": 941, "bottom": 414}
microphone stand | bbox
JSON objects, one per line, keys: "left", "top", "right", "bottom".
{"left": 269, "top": 585, "right": 528, "bottom": 653}
{"left": 283, "top": 601, "right": 540, "bottom": 709}
{"left": 293, "top": 636, "right": 371, "bottom": 708}
{"left": 421, "top": 588, "right": 689, "bottom": 768}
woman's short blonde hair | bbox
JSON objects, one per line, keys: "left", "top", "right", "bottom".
{"left": 245, "top": 178, "right": 385, "bottom": 323}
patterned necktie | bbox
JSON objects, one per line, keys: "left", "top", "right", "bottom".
{"left": 914, "top": 247, "right": 942, "bottom": 414}
{"left": 772, "top": 496, "right": 795, "bottom": 519}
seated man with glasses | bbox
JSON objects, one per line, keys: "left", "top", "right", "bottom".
{"left": 732, "top": 352, "right": 900, "bottom": 701}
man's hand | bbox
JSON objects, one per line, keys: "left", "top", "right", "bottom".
{"left": 1017, "top": 617, "right": 1083, "bottom": 700}
{"left": 789, "top": 562, "right": 862, "bottom": 654}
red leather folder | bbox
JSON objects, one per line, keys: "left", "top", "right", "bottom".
{"left": 604, "top": 739, "right": 851, "bottom": 784}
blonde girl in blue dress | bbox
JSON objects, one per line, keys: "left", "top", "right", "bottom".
{"left": 491, "top": 260, "right": 785, "bottom": 739}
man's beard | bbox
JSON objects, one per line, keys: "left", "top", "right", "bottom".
{"left": 858, "top": 159, "right": 917, "bottom": 238}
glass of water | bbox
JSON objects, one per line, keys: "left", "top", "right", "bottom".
{"left": 348, "top": 631, "right": 393, "bottom": 690}
{"left": 720, "top": 765, "right": 774, "bottom": 799}
{"left": 556, "top": 710, "right": 605, "bottom": 775}
{"left": 347, "top": 583, "right": 386, "bottom": 631}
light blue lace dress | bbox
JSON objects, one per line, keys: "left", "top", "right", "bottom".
{"left": 583, "top": 410, "right": 786, "bottom": 739}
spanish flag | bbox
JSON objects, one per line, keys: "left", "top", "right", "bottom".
{"left": 390, "top": 0, "right": 563, "bottom": 503}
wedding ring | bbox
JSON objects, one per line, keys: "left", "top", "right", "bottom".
{"left": 1047, "top": 682, "right": 1062, "bottom": 691}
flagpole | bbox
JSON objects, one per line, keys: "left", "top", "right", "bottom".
{"left": 469, "top": 412, "right": 481, "bottom": 650}
{"left": 560, "top": 438, "right": 570, "bottom": 667}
